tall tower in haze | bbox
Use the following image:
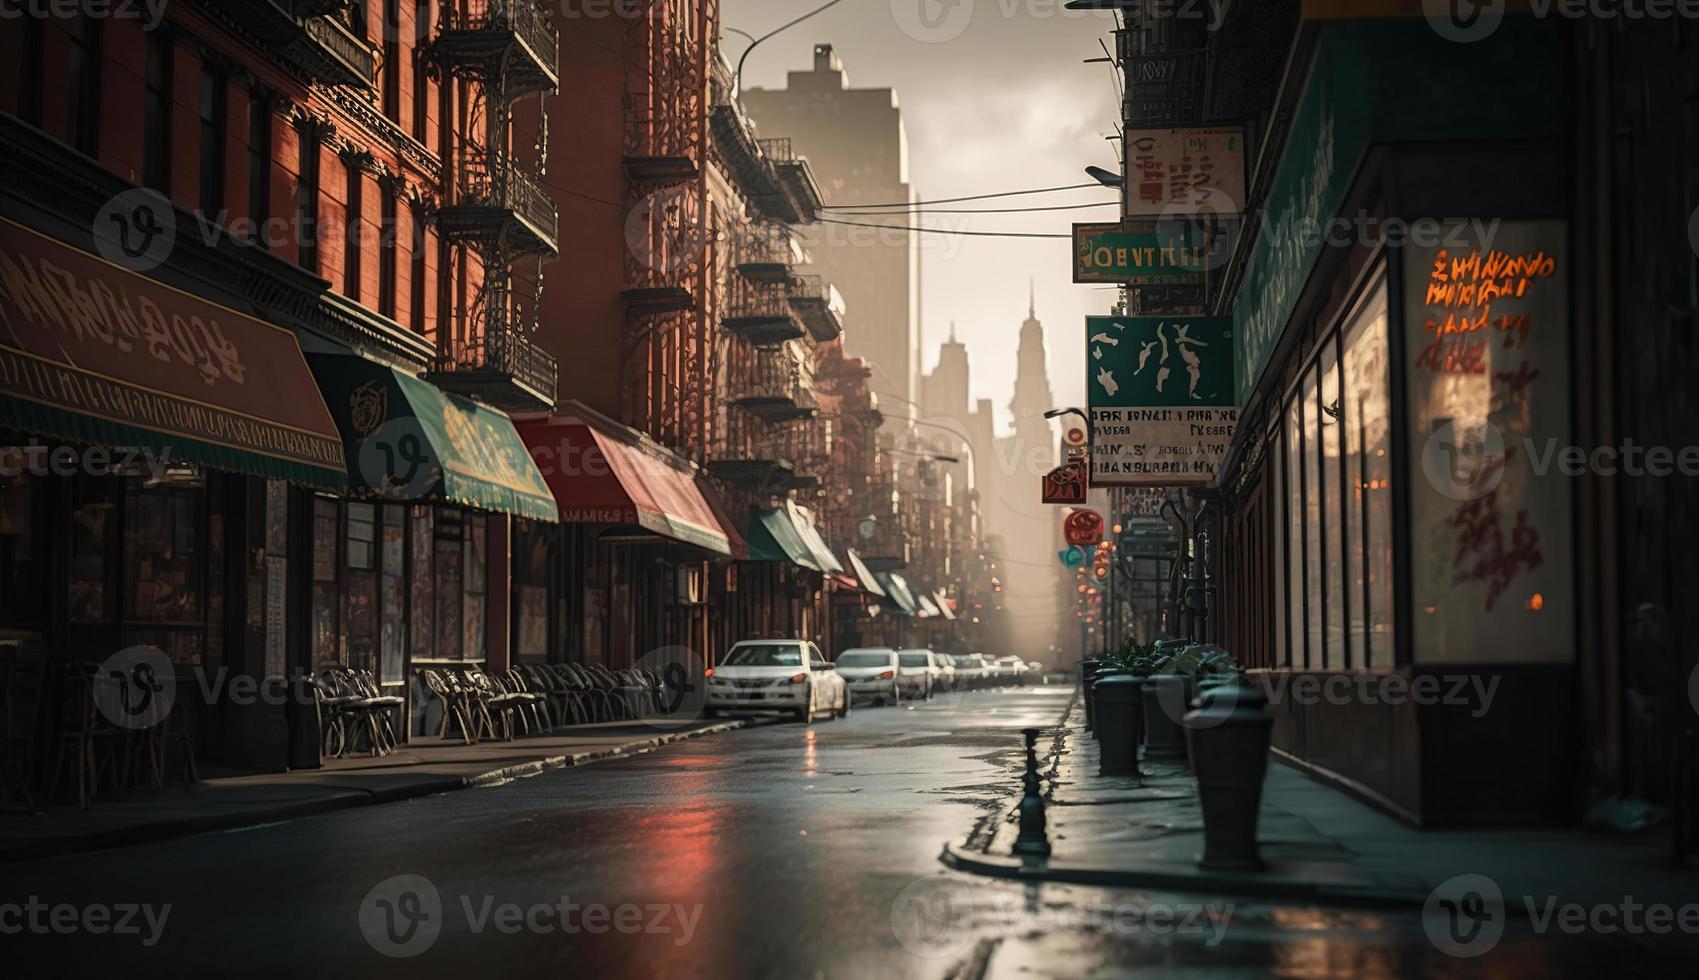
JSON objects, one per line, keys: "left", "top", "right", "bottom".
{"left": 1010, "top": 280, "right": 1056, "bottom": 473}
{"left": 742, "top": 45, "right": 917, "bottom": 429}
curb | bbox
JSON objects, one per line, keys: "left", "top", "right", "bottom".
{"left": 939, "top": 839, "right": 1432, "bottom": 910}
{"left": 1, "top": 719, "right": 755, "bottom": 865}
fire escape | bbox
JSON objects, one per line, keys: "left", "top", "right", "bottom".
{"left": 620, "top": 0, "right": 715, "bottom": 458}
{"left": 425, "top": 0, "right": 560, "bottom": 413}
{"left": 193, "top": 1, "right": 377, "bottom": 89}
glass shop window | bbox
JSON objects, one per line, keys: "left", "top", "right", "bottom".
{"left": 1342, "top": 281, "right": 1394, "bottom": 669}
{"left": 409, "top": 505, "right": 434, "bottom": 661}
{"left": 344, "top": 502, "right": 377, "bottom": 673}
{"left": 311, "top": 498, "right": 340, "bottom": 665}
{"left": 434, "top": 508, "right": 464, "bottom": 660}
{"left": 0, "top": 468, "right": 45, "bottom": 624}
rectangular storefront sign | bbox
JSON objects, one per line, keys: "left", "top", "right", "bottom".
{"left": 0, "top": 219, "right": 346, "bottom": 485}
{"left": 1123, "top": 128, "right": 1245, "bottom": 216}
{"left": 1085, "top": 315, "right": 1240, "bottom": 487}
{"left": 1072, "top": 221, "right": 1212, "bottom": 285}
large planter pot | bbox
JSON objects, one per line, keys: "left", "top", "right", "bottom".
{"left": 1140, "top": 673, "right": 1193, "bottom": 763}
{"left": 1091, "top": 672, "right": 1145, "bottom": 776}
{"left": 1183, "top": 683, "right": 1274, "bottom": 871}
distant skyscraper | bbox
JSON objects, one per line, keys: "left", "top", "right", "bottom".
{"left": 1010, "top": 280, "right": 1056, "bottom": 474}
{"left": 742, "top": 45, "right": 917, "bottom": 429}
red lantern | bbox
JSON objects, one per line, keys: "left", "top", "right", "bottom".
{"left": 1064, "top": 508, "right": 1104, "bottom": 547}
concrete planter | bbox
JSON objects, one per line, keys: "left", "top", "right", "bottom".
{"left": 1080, "top": 659, "right": 1111, "bottom": 735}
{"left": 1091, "top": 672, "right": 1145, "bottom": 776}
{"left": 1183, "top": 682, "right": 1274, "bottom": 871}
{"left": 1140, "top": 673, "right": 1192, "bottom": 762}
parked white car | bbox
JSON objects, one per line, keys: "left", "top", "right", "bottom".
{"left": 952, "top": 654, "right": 986, "bottom": 689}
{"left": 996, "top": 656, "right": 1027, "bottom": 682}
{"left": 931, "top": 651, "right": 957, "bottom": 691}
{"left": 834, "top": 648, "right": 902, "bottom": 705}
{"left": 895, "top": 649, "right": 937, "bottom": 700}
{"left": 705, "top": 639, "right": 847, "bottom": 723}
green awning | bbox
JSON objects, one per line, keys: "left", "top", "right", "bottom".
{"left": 746, "top": 504, "right": 822, "bottom": 570}
{"left": 307, "top": 354, "right": 557, "bottom": 522}
{"left": 844, "top": 549, "right": 886, "bottom": 597}
{"left": 0, "top": 219, "right": 347, "bottom": 489}
{"left": 790, "top": 503, "right": 843, "bottom": 573}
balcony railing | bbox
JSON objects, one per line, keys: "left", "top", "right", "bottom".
{"left": 212, "top": 1, "right": 376, "bottom": 89}
{"left": 436, "top": 148, "right": 559, "bottom": 257}
{"left": 788, "top": 276, "right": 845, "bottom": 342}
{"left": 425, "top": 308, "right": 557, "bottom": 413}
{"left": 758, "top": 139, "right": 824, "bottom": 225}
{"left": 706, "top": 426, "right": 796, "bottom": 487}
{"left": 731, "top": 349, "right": 818, "bottom": 422}
{"left": 736, "top": 225, "right": 806, "bottom": 283}
{"left": 434, "top": 0, "right": 559, "bottom": 95}
{"left": 722, "top": 280, "right": 804, "bottom": 346}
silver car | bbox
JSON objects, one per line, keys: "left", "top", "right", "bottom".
{"left": 835, "top": 648, "right": 903, "bottom": 705}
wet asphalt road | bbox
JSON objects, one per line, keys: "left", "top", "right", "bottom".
{"left": 0, "top": 686, "right": 1677, "bottom": 978}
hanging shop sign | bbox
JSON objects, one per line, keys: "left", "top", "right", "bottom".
{"left": 1086, "top": 314, "right": 1240, "bottom": 487}
{"left": 1072, "top": 220, "right": 1214, "bottom": 285}
{"left": 1063, "top": 508, "right": 1105, "bottom": 548}
{"left": 1041, "top": 459, "right": 1089, "bottom": 505}
{"left": 1123, "top": 128, "right": 1246, "bottom": 217}
{"left": 1058, "top": 546, "right": 1086, "bottom": 569}
{"left": 1122, "top": 51, "right": 1205, "bottom": 128}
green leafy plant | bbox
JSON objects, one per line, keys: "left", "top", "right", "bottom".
{"left": 1106, "top": 640, "right": 1242, "bottom": 679}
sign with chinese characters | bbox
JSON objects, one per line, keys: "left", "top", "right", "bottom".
{"left": 1042, "top": 460, "right": 1088, "bottom": 505}
{"left": 1086, "top": 315, "right": 1239, "bottom": 486}
{"left": 1124, "top": 128, "right": 1246, "bottom": 216}
{"left": 1072, "top": 221, "right": 1212, "bottom": 285}
{"left": 1405, "top": 220, "right": 1573, "bottom": 665}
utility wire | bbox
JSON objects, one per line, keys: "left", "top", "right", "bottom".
{"left": 823, "top": 182, "right": 1103, "bottom": 210}
{"left": 734, "top": 0, "right": 850, "bottom": 92}
{"left": 819, "top": 218, "right": 1071, "bottom": 240}
{"left": 821, "top": 200, "right": 1118, "bottom": 216}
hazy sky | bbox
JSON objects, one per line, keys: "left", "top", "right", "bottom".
{"left": 724, "top": 0, "right": 1124, "bottom": 433}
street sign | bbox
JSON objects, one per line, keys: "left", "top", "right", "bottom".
{"left": 1122, "top": 50, "right": 1205, "bottom": 128}
{"left": 1072, "top": 221, "right": 1212, "bottom": 285}
{"left": 1058, "top": 546, "right": 1085, "bottom": 569}
{"left": 1064, "top": 509, "right": 1105, "bottom": 547}
{"left": 1041, "top": 459, "right": 1088, "bottom": 505}
{"left": 1124, "top": 128, "right": 1246, "bottom": 216}
{"left": 1085, "top": 315, "right": 1241, "bottom": 487}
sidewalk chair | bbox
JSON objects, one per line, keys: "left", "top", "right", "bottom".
{"left": 505, "top": 668, "right": 556, "bottom": 730}
{"left": 346, "top": 668, "right": 404, "bottom": 755}
{"left": 50, "top": 663, "right": 126, "bottom": 810}
{"left": 465, "top": 669, "right": 523, "bottom": 740}
{"left": 0, "top": 652, "right": 41, "bottom": 814}
{"left": 420, "top": 668, "right": 478, "bottom": 744}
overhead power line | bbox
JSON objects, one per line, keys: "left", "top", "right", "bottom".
{"left": 818, "top": 218, "right": 1070, "bottom": 240}
{"left": 825, "top": 200, "right": 1119, "bottom": 216}
{"left": 823, "top": 182, "right": 1103, "bottom": 211}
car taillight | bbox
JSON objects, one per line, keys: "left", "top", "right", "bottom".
{"left": 879, "top": 670, "right": 894, "bottom": 679}
{"left": 705, "top": 667, "right": 715, "bottom": 678}
{"left": 787, "top": 673, "right": 808, "bottom": 684}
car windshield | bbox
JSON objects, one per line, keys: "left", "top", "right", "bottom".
{"left": 837, "top": 651, "right": 893, "bottom": 667}
{"left": 723, "top": 645, "right": 802, "bottom": 667}
{"left": 898, "top": 652, "right": 930, "bottom": 667}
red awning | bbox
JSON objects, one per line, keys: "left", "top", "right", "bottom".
{"left": 694, "top": 472, "right": 749, "bottom": 561}
{"left": 516, "top": 409, "right": 731, "bottom": 556}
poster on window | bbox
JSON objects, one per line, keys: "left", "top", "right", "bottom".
{"left": 1085, "top": 315, "right": 1239, "bottom": 486}
{"left": 1404, "top": 220, "right": 1573, "bottom": 664}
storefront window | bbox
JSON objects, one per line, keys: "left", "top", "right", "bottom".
{"left": 463, "top": 514, "right": 487, "bottom": 662}
{"left": 1343, "top": 281, "right": 1394, "bottom": 669}
{"left": 343, "top": 502, "right": 377, "bottom": 672}
{"left": 1405, "top": 222, "right": 1573, "bottom": 664}
{"left": 311, "top": 498, "right": 340, "bottom": 665}
{"left": 1320, "top": 338, "right": 1346, "bottom": 668}
{"left": 514, "top": 519, "right": 550, "bottom": 662}
{"left": 69, "top": 476, "right": 116, "bottom": 622}
{"left": 1303, "top": 364, "right": 1324, "bottom": 669}
{"left": 409, "top": 505, "right": 433, "bottom": 661}
{"left": 434, "top": 509, "right": 463, "bottom": 660}
{"left": 0, "top": 469, "right": 45, "bottom": 624}
{"left": 1284, "top": 396, "right": 1304, "bottom": 668}
{"left": 380, "top": 506, "right": 405, "bottom": 685}
{"left": 123, "top": 474, "right": 205, "bottom": 625}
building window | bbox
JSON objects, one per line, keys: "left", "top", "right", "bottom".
{"left": 412, "top": 0, "right": 431, "bottom": 142}
{"left": 199, "top": 65, "right": 228, "bottom": 218}
{"left": 344, "top": 160, "right": 363, "bottom": 300}
{"left": 143, "top": 32, "right": 173, "bottom": 193}
{"left": 65, "top": 15, "right": 103, "bottom": 156}
{"left": 379, "top": 181, "right": 398, "bottom": 318}
{"left": 383, "top": 0, "right": 401, "bottom": 121}
{"left": 297, "top": 125, "right": 321, "bottom": 273}
{"left": 1342, "top": 280, "right": 1394, "bottom": 668}
{"left": 349, "top": 0, "right": 368, "bottom": 39}
{"left": 434, "top": 508, "right": 464, "bottom": 659}
{"left": 18, "top": 16, "right": 44, "bottom": 126}
{"left": 1302, "top": 362, "right": 1323, "bottom": 670}
{"left": 410, "top": 213, "right": 428, "bottom": 333}
{"left": 344, "top": 502, "right": 378, "bottom": 672}
{"left": 0, "top": 462, "right": 44, "bottom": 626}
{"left": 248, "top": 89, "right": 272, "bottom": 245}
{"left": 409, "top": 505, "right": 434, "bottom": 662}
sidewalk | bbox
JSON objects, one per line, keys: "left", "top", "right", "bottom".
{"left": 0, "top": 717, "right": 759, "bottom": 864}
{"left": 943, "top": 698, "right": 1698, "bottom": 948}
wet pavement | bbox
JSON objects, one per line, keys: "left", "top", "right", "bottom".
{"left": 0, "top": 687, "right": 1680, "bottom": 978}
